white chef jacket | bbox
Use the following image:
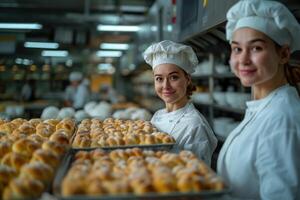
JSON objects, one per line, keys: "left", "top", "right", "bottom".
{"left": 151, "top": 102, "right": 217, "bottom": 166}
{"left": 65, "top": 83, "right": 90, "bottom": 109}
{"left": 217, "top": 85, "right": 300, "bottom": 200}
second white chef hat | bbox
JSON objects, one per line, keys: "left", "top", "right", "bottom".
{"left": 226, "top": 0, "right": 300, "bottom": 52}
{"left": 143, "top": 40, "right": 198, "bottom": 74}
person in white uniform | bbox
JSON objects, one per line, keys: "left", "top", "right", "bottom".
{"left": 217, "top": 0, "right": 300, "bottom": 199}
{"left": 64, "top": 71, "right": 90, "bottom": 109}
{"left": 143, "top": 40, "right": 217, "bottom": 166}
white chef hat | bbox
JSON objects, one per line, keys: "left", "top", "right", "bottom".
{"left": 226, "top": 0, "right": 300, "bottom": 52}
{"left": 143, "top": 40, "right": 198, "bottom": 74}
{"left": 69, "top": 71, "right": 83, "bottom": 82}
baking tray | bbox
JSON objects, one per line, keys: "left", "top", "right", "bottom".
{"left": 53, "top": 149, "right": 230, "bottom": 200}
{"left": 71, "top": 143, "right": 175, "bottom": 151}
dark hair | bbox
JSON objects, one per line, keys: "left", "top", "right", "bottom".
{"left": 274, "top": 43, "right": 300, "bottom": 96}
{"left": 183, "top": 71, "right": 196, "bottom": 99}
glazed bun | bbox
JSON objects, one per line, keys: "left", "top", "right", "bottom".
{"left": 0, "top": 164, "right": 17, "bottom": 185}
{"left": 12, "top": 138, "right": 40, "bottom": 157}
{"left": 36, "top": 122, "right": 55, "bottom": 138}
{"left": 42, "top": 141, "right": 66, "bottom": 157}
{"left": 2, "top": 177, "right": 44, "bottom": 200}
{"left": 20, "top": 162, "right": 54, "bottom": 186}
{"left": 49, "top": 132, "right": 69, "bottom": 146}
{"left": 0, "top": 142, "right": 12, "bottom": 161}
{"left": 31, "top": 149, "right": 60, "bottom": 169}
{"left": 1, "top": 152, "right": 30, "bottom": 172}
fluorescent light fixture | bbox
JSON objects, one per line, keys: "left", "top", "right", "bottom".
{"left": 98, "top": 63, "right": 113, "bottom": 70}
{"left": 100, "top": 43, "right": 129, "bottom": 50}
{"left": 0, "top": 23, "right": 42, "bottom": 29}
{"left": 97, "top": 25, "right": 140, "bottom": 32}
{"left": 24, "top": 42, "right": 59, "bottom": 49}
{"left": 42, "top": 50, "right": 68, "bottom": 57}
{"left": 96, "top": 50, "right": 122, "bottom": 57}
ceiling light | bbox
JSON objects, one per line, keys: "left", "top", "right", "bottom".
{"left": 0, "top": 23, "right": 42, "bottom": 30}
{"left": 97, "top": 25, "right": 140, "bottom": 32}
{"left": 96, "top": 50, "right": 122, "bottom": 57}
{"left": 100, "top": 43, "right": 129, "bottom": 50}
{"left": 24, "top": 42, "right": 59, "bottom": 49}
{"left": 41, "top": 50, "right": 68, "bottom": 57}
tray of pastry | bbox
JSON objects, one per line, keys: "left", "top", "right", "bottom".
{"left": 53, "top": 148, "right": 230, "bottom": 200}
{"left": 71, "top": 118, "right": 176, "bottom": 150}
{"left": 0, "top": 118, "right": 76, "bottom": 200}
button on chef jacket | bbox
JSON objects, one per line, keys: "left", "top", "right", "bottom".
{"left": 217, "top": 85, "right": 300, "bottom": 200}
{"left": 151, "top": 102, "right": 217, "bottom": 166}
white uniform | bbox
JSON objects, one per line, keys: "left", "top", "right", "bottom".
{"left": 218, "top": 85, "right": 300, "bottom": 200}
{"left": 65, "top": 83, "right": 90, "bottom": 109}
{"left": 151, "top": 102, "right": 217, "bottom": 166}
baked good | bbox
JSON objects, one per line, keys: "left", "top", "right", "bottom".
{"left": 31, "top": 149, "right": 60, "bottom": 169}
{"left": 49, "top": 132, "right": 69, "bottom": 145}
{"left": 36, "top": 122, "right": 55, "bottom": 138}
{"left": 28, "top": 118, "right": 43, "bottom": 127}
{"left": 0, "top": 164, "right": 17, "bottom": 186}
{"left": 2, "top": 177, "right": 44, "bottom": 200}
{"left": 0, "top": 122, "right": 16, "bottom": 134}
{"left": 44, "top": 119, "right": 60, "bottom": 127}
{"left": 1, "top": 152, "right": 30, "bottom": 172}
{"left": 12, "top": 138, "right": 40, "bottom": 157}
{"left": 20, "top": 162, "right": 54, "bottom": 186}
{"left": 42, "top": 140, "right": 66, "bottom": 157}
{"left": 0, "top": 142, "right": 12, "bottom": 161}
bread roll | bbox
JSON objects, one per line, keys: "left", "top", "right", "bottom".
{"left": 42, "top": 140, "right": 66, "bottom": 156}
{"left": 28, "top": 118, "right": 43, "bottom": 127}
{"left": 36, "top": 122, "right": 55, "bottom": 138}
{"left": 12, "top": 138, "right": 40, "bottom": 157}
{"left": 44, "top": 118, "right": 60, "bottom": 127}
{"left": 0, "top": 164, "right": 17, "bottom": 185}
{"left": 17, "top": 122, "right": 36, "bottom": 135}
{"left": 20, "top": 162, "right": 54, "bottom": 186}
{"left": 49, "top": 132, "right": 69, "bottom": 145}
{"left": 0, "top": 141, "right": 11, "bottom": 161}
{"left": 0, "top": 122, "right": 16, "bottom": 134}
{"left": 31, "top": 149, "right": 60, "bottom": 169}
{"left": 2, "top": 177, "right": 44, "bottom": 200}
{"left": 10, "top": 118, "right": 27, "bottom": 127}
{"left": 1, "top": 152, "right": 30, "bottom": 172}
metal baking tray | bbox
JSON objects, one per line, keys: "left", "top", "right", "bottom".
{"left": 71, "top": 143, "right": 175, "bottom": 151}
{"left": 53, "top": 149, "right": 230, "bottom": 200}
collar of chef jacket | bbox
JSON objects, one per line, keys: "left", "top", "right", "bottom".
{"left": 151, "top": 102, "right": 192, "bottom": 134}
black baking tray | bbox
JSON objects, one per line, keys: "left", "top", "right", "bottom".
{"left": 53, "top": 149, "right": 230, "bottom": 200}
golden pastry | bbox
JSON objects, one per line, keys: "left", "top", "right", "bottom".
{"left": 49, "top": 132, "right": 69, "bottom": 145}
{"left": 31, "top": 149, "right": 60, "bottom": 169}
{"left": 1, "top": 152, "right": 30, "bottom": 172}
{"left": 0, "top": 164, "right": 17, "bottom": 186}
{"left": 36, "top": 122, "right": 55, "bottom": 138}
{"left": 20, "top": 162, "right": 54, "bottom": 186}
{"left": 42, "top": 140, "right": 67, "bottom": 157}
{"left": 0, "top": 141, "right": 12, "bottom": 161}
{"left": 44, "top": 118, "right": 60, "bottom": 127}
{"left": 2, "top": 177, "right": 44, "bottom": 200}
{"left": 12, "top": 138, "right": 40, "bottom": 157}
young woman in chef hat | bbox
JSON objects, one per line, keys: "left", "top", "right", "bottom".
{"left": 143, "top": 40, "right": 217, "bottom": 166}
{"left": 217, "top": 0, "right": 300, "bottom": 199}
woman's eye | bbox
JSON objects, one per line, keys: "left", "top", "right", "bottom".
{"left": 251, "top": 46, "right": 262, "bottom": 52}
{"left": 170, "top": 75, "right": 179, "bottom": 81}
{"left": 155, "top": 77, "right": 163, "bottom": 82}
{"left": 231, "top": 46, "right": 241, "bottom": 53}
